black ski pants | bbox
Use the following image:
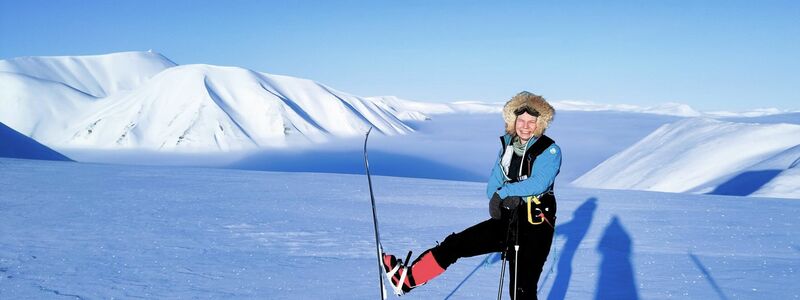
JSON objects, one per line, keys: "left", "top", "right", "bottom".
{"left": 430, "top": 206, "right": 554, "bottom": 300}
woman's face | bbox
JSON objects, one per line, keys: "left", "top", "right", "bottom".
{"left": 515, "top": 112, "right": 537, "bottom": 143}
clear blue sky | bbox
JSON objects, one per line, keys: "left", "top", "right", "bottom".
{"left": 1, "top": 0, "right": 798, "bottom": 111}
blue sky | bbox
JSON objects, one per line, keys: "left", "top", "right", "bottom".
{"left": 1, "top": 0, "right": 798, "bottom": 111}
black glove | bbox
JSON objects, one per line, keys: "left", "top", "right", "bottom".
{"left": 502, "top": 196, "right": 522, "bottom": 211}
{"left": 489, "top": 193, "right": 503, "bottom": 219}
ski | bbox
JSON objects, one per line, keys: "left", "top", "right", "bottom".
{"left": 364, "top": 127, "right": 388, "bottom": 299}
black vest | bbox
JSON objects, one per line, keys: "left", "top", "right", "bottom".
{"left": 500, "top": 135, "right": 558, "bottom": 222}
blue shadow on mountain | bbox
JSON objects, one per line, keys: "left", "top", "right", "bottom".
{"left": 546, "top": 197, "right": 598, "bottom": 300}
{"left": 0, "top": 122, "right": 72, "bottom": 161}
{"left": 709, "top": 170, "right": 782, "bottom": 196}
{"left": 595, "top": 216, "right": 639, "bottom": 300}
{"left": 232, "top": 149, "right": 485, "bottom": 182}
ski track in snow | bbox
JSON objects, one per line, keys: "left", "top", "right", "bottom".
{"left": 1, "top": 157, "right": 797, "bottom": 299}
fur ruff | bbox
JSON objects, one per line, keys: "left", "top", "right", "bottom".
{"left": 502, "top": 91, "right": 555, "bottom": 137}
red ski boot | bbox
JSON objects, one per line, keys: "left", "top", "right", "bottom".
{"left": 382, "top": 250, "right": 445, "bottom": 295}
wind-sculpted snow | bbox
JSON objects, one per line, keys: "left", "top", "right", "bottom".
{"left": 573, "top": 118, "right": 800, "bottom": 198}
{"left": 0, "top": 157, "right": 797, "bottom": 299}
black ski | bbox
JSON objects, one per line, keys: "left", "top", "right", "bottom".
{"left": 364, "top": 127, "right": 387, "bottom": 299}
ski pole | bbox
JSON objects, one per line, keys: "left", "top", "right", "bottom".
{"left": 363, "top": 127, "right": 386, "bottom": 300}
{"left": 513, "top": 213, "right": 520, "bottom": 300}
{"left": 497, "top": 205, "right": 519, "bottom": 300}
{"left": 496, "top": 252, "right": 507, "bottom": 300}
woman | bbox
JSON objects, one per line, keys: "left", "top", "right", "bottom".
{"left": 383, "top": 91, "right": 562, "bottom": 299}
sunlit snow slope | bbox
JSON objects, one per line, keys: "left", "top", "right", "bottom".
{"left": 0, "top": 52, "right": 412, "bottom": 151}
{"left": 573, "top": 118, "right": 800, "bottom": 198}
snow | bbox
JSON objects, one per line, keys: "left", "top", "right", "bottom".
{"left": 0, "top": 51, "right": 176, "bottom": 97}
{"left": 0, "top": 53, "right": 413, "bottom": 151}
{"left": 573, "top": 118, "right": 800, "bottom": 198}
{"left": 0, "top": 157, "right": 797, "bottom": 299}
{"left": 366, "top": 96, "right": 503, "bottom": 120}
{"left": 2, "top": 51, "right": 799, "bottom": 297}
{"left": 552, "top": 100, "right": 703, "bottom": 117}
{"left": 226, "top": 110, "right": 680, "bottom": 186}
{"left": 2, "top": 51, "right": 796, "bottom": 153}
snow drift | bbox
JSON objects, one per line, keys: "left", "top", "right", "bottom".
{"left": 572, "top": 118, "right": 800, "bottom": 199}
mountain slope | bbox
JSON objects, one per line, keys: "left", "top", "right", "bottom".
{"left": 0, "top": 51, "right": 176, "bottom": 97}
{"left": 572, "top": 118, "right": 800, "bottom": 198}
{"left": 0, "top": 72, "right": 95, "bottom": 141}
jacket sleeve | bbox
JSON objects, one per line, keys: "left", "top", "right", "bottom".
{"left": 486, "top": 148, "right": 506, "bottom": 200}
{"left": 497, "top": 144, "right": 562, "bottom": 198}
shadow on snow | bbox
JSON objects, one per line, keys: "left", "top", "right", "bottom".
{"left": 232, "top": 149, "right": 486, "bottom": 182}
{"left": 595, "top": 216, "right": 639, "bottom": 300}
{"left": 709, "top": 170, "right": 782, "bottom": 196}
{"left": 546, "top": 197, "right": 598, "bottom": 300}
{"left": 689, "top": 252, "right": 729, "bottom": 300}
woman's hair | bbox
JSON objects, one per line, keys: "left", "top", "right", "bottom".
{"left": 502, "top": 91, "right": 555, "bottom": 137}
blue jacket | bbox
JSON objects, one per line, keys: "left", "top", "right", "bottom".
{"left": 486, "top": 134, "right": 562, "bottom": 200}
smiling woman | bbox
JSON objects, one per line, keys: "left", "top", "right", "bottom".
{"left": 381, "top": 91, "right": 563, "bottom": 299}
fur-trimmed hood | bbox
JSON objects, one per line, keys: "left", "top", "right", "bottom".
{"left": 502, "top": 91, "right": 555, "bottom": 137}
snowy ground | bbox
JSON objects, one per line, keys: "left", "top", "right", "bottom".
{"left": 1, "top": 157, "right": 797, "bottom": 299}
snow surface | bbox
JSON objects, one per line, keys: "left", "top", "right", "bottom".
{"left": 573, "top": 118, "right": 800, "bottom": 198}
{"left": 1, "top": 157, "right": 797, "bottom": 299}
{"left": 0, "top": 51, "right": 176, "bottom": 98}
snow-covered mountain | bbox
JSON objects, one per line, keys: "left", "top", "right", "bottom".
{"left": 572, "top": 118, "right": 800, "bottom": 198}
{"left": 551, "top": 100, "right": 704, "bottom": 117}
{"left": 0, "top": 52, "right": 413, "bottom": 151}
{"left": 366, "top": 96, "right": 503, "bottom": 120}
{"left": 3, "top": 51, "right": 795, "bottom": 153}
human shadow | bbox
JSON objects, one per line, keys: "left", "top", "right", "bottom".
{"left": 709, "top": 170, "right": 782, "bottom": 196}
{"left": 546, "top": 197, "right": 598, "bottom": 300}
{"left": 595, "top": 216, "right": 639, "bottom": 300}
